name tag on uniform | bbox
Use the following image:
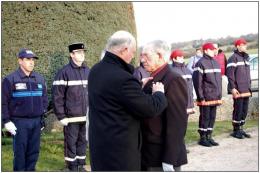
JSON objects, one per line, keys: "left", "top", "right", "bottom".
{"left": 15, "top": 83, "right": 27, "bottom": 90}
{"left": 38, "top": 84, "right": 43, "bottom": 89}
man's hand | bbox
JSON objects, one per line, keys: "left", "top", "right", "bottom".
{"left": 60, "top": 118, "right": 69, "bottom": 126}
{"left": 141, "top": 77, "right": 153, "bottom": 88}
{"left": 231, "top": 88, "right": 240, "bottom": 98}
{"left": 4, "top": 121, "right": 17, "bottom": 136}
{"left": 162, "top": 162, "right": 174, "bottom": 172}
{"left": 152, "top": 82, "right": 165, "bottom": 94}
{"left": 201, "top": 100, "right": 206, "bottom": 105}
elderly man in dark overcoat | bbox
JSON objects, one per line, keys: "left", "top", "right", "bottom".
{"left": 140, "top": 40, "right": 188, "bottom": 171}
{"left": 88, "top": 31, "right": 168, "bottom": 171}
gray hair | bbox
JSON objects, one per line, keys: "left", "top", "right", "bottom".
{"left": 142, "top": 40, "right": 171, "bottom": 62}
{"left": 105, "top": 30, "right": 136, "bottom": 53}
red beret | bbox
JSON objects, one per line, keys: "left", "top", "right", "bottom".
{"left": 234, "top": 38, "right": 247, "bottom": 47}
{"left": 202, "top": 42, "right": 216, "bottom": 51}
{"left": 170, "top": 49, "right": 184, "bottom": 59}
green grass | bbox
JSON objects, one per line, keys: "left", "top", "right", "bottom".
{"left": 2, "top": 131, "right": 90, "bottom": 171}
{"left": 2, "top": 119, "right": 258, "bottom": 171}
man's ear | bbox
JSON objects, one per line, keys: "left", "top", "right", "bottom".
{"left": 120, "top": 47, "right": 128, "bottom": 55}
{"left": 157, "top": 52, "right": 163, "bottom": 60}
{"left": 18, "top": 58, "right": 22, "bottom": 65}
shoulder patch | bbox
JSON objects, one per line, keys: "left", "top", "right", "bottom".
{"left": 38, "top": 84, "right": 43, "bottom": 89}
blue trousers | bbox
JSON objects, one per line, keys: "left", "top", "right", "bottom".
{"left": 12, "top": 117, "right": 41, "bottom": 171}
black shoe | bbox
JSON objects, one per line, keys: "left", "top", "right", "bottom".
{"left": 240, "top": 130, "right": 251, "bottom": 138}
{"left": 78, "top": 165, "right": 87, "bottom": 172}
{"left": 68, "top": 165, "right": 78, "bottom": 171}
{"left": 231, "top": 130, "right": 244, "bottom": 139}
{"left": 198, "top": 138, "right": 212, "bottom": 147}
{"left": 186, "top": 149, "right": 190, "bottom": 153}
{"left": 208, "top": 138, "right": 219, "bottom": 146}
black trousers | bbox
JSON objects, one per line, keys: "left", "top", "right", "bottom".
{"left": 198, "top": 106, "right": 217, "bottom": 132}
{"left": 64, "top": 122, "right": 87, "bottom": 168}
{"left": 232, "top": 97, "right": 249, "bottom": 127}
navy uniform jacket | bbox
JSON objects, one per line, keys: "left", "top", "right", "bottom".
{"left": 172, "top": 61, "right": 195, "bottom": 114}
{"left": 133, "top": 63, "right": 150, "bottom": 81}
{"left": 52, "top": 59, "right": 89, "bottom": 121}
{"left": 226, "top": 49, "right": 251, "bottom": 98}
{"left": 192, "top": 54, "right": 222, "bottom": 106}
{"left": 2, "top": 68, "right": 48, "bottom": 124}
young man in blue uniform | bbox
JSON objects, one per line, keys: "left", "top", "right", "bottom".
{"left": 226, "top": 38, "right": 252, "bottom": 139}
{"left": 52, "top": 43, "right": 89, "bottom": 171}
{"left": 170, "top": 49, "right": 195, "bottom": 115}
{"left": 192, "top": 43, "right": 222, "bottom": 147}
{"left": 2, "top": 48, "right": 48, "bottom": 171}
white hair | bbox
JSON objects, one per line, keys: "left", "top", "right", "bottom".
{"left": 100, "top": 49, "right": 106, "bottom": 60}
{"left": 105, "top": 30, "right": 136, "bottom": 53}
{"left": 142, "top": 40, "right": 171, "bottom": 62}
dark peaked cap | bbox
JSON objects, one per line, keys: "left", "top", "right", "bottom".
{"left": 68, "top": 43, "right": 86, "bottom": 52}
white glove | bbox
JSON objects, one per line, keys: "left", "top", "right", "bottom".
{"left": 162, "top": 162, "right": 174, "bottom": 172}
{"left": 4, "top": 121, "right": 17, "bottom": 136}
{"left": 60, "top": 118, "right": 69, "bottom": 126}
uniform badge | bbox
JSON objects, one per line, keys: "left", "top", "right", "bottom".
{"left": 15, "top": 83, "right": 27, "bottom": 90}
{"left": 38, "top": 84, "right": 43, "bottom": 89}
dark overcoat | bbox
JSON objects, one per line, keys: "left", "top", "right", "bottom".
{"left": 141, "top": 64, "right": 188, "bottom": 168}
{"left": 88, "top": 51, "right": 167, "bottom": 171}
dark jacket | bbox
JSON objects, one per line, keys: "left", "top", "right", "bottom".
{"left": 172, "top": 61, "right": 195, "bottom": 114}
{"left": 52, "top": 59, "right": 89, "bottom": 120}
{"left": 226, "top": 50, "right": 251, "bottom": 98}
{"left": 2, "top": 68, "right": 48, "bottom": 124}
{"left": 88, "top": 51, "right": 167, "bottom": 171}
{"left": 141, "top": 64, "right": 188, "bottom": 168}
{"left": 192, "top": 54, "right": 222, "bottom": 106}
{"left": 133, "top": 63, "right": 150, "bottom": 81}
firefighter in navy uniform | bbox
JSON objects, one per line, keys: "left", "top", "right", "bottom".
{"left": 226, "top": 38, "right": 252, "bottom": 139}
{"left": 2, "top": 48, "right": 48, "bottom": 171}
{"left": 52, "top": 43, "right": 89, "bottom": 171}
{"left": 192, "top": 43, "right": 223, "bottom": 147}
{"left": 170, "top": 49, "right": 195, "bottom": 115}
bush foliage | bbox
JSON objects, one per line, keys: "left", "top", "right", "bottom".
{"left": 2, "top": 1, "right": 137, "bottom": 99}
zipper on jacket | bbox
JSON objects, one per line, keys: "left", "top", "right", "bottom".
{"left": 78, "top": 67, "right": 86, "bottom": 115}
{"left": 28, "top": 76, "right": 33, "bottom": 114}
{"left": 210, "top": 59, "right": 221, "bottom": 98}
{"left": 243, "top": 57, "right": 250, "bottom": 90}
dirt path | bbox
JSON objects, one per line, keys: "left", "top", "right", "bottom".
{"left": 85, "top": 127, "right": 258, "bottom": 171}
{"left": 182, "top": 127, "right": 258, "bottom": 171}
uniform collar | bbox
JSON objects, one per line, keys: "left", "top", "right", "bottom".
{"left": 203, "top": 54, "right": 213, "bottom": 60}
{"left": 234, "top": 49, "right": 249, "bottom": 59}
{"left": 17, "top": 67, "right": 36, "bottom": 78}
{"left": 69, "top": 59, "right": 87, "bottom": 69}
{"left": 103, "top": 51, "right": 135, "bottom": 74}
{"left": 172, "top": 61, "right": 185, "bottom": 67}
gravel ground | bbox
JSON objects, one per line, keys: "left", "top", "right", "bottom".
{"left": 182, "top": 127, "right": 259, "bottom": 171}
{"left": 85, "top": 127, "right": 258, "bottom": 171}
